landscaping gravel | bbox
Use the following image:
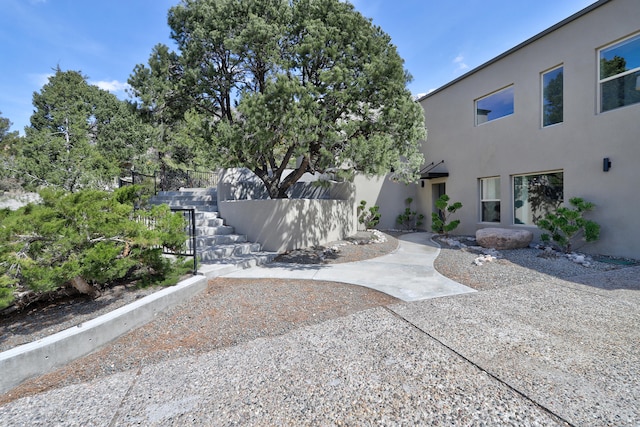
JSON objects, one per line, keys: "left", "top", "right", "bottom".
{"left": 1, "top": 232, "right": 638, "bottom": 426}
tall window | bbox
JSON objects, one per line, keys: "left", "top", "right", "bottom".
{"left": 513, "top": 172, "right": 563, "bottom": 226}
{"left": 480, "top": 177, "right": 500, "bottom": 223}
{"left": 476, "top": 86, "right": 514, "bottom": 125}
{"left": 542, "top": 66, "right": 563, "bottom": 126}
{"left": 599, "top": 33, "right": 640, "bottom": 112}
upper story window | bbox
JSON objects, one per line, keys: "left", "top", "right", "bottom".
{"left": 542, "top": 66, "right": 563, "bottom": 126}
{"left": 475, "top": 85, "right": 514, "bottom": 125}
{"left": 599, "top": 33, "right": 640, "bottom": 112}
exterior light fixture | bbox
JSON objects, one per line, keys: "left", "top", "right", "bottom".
{"left": 603, "top": 157, "right": 612, "bottom": 172}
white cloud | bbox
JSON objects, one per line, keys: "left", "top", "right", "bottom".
{"left": 453, "top": 55, "right": 469, "bottom": 73}
{"left": 93, "top": 80, "right": 130, "bottom": 94}
{"left": 29, "top": 73, "right": 53, "bottom": 88}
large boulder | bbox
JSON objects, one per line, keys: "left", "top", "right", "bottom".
{"left": 476, "top": 228, "right": 533, "bottom": 250}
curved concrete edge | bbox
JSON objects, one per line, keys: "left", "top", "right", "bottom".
{"left": 0, "top": 275, "right": 209, "bottom": 395}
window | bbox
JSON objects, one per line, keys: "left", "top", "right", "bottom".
{"left": 513, "top": 171, "right": 563, "bottom": 226}
{"left": 599, "top": 33, "right": 640, "bottom": 112}
{"left": 542, "top": 66, "right": 563, "bottom": 126}
{"left": 476, "top": 86, "right": 514, "bottom": 125}
{"left": 480, "top": 177, "right": 500, "bottom": 223}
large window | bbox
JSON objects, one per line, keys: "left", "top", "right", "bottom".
{"left": 480, "top": 177, "right": 500, "bottom": 223}
{"left": 513, "top": 171, "right": 563, "bottom": 226}
{"left": 599, "top": 33, "right": 640, "bottom": 112}
{"left": 542, "top": 66, "right": 563, "bottom": 126}
{"left": 476, "top": 86, "right": 514, "bottom": 125}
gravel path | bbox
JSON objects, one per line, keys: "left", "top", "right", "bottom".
{"left": 1, "top": 232, "right": 637, "bottom": 412}
{"left": 0, "top": 232, "right": 399, "bottom": 353}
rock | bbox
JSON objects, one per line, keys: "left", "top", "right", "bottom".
{"left": 476, "top": 228, "right": 533, "bottom": 250}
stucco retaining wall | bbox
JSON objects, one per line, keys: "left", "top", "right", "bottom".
{"left": 219, "top": 199, "right": 356, "bottom": 252}
{"left": 0, "top": 275, "right": 209, "bottom": 394}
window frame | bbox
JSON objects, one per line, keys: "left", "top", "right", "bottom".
{"left": 541, "top": 65, "right": 564, "bottom": 127}
{"left": 475, "top": 85, "right": 515, "bottom": 126}
{"left": 598, "top": 32, "right": 640, "bottom": 113}
{"left": 512, "top": 170, "right": 564, "bottom": 226}
{"left": 479, "top": 176, "right": 501, "bottom": 223}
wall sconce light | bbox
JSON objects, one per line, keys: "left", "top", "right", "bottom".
{"left": 603, "top": 157, "right": 612, "bottom": 172}
{"left": 421, "top": 180, "right": 425, "bottom": 188}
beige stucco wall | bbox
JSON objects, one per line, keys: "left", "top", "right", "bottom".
{"left": 353, "top": 174, "right": 416, "bottom": 230}
{"left": 416, "top": 0, "right": 640, "bottom": 258}
{"left": 217, "top": 168, "right": 356, "bottom": 252}
{"left": 219, "top": 199, "right": 356, "bottom": 252}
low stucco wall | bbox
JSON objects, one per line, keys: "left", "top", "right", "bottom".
{"left": 0, "top": 275, "right": 208, "bottom": 394}
{"left": 354, "top": 174, "right": 416, "bottom": 230}
{"left": 219, "top": 199, "right": 356, "bottom": 252}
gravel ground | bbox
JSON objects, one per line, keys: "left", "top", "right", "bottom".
{"left": 0, "top": 231, "right": 399, "bottom": 353}
{"left": 432, "top": 235, "right": 636, "bottom": 291}
{"left": 1, "top": 231, "right": 637, "bottom": 409}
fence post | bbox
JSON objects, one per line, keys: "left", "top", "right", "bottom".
{"left": 190, "top": 208, "right": 197, "bottom": 274}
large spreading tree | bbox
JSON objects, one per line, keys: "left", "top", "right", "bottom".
{"left": 132, "top": 0, "right": 425, "bottom": 198}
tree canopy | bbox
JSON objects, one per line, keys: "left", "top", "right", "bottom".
{"left": 15, "top": 68, "right": 150, "bottom": 191}
{"left": 131, "top": 0, "right": 425, "bottom": 198}
{"left": 0, "top": 112, "right": 21, "bottom": 191}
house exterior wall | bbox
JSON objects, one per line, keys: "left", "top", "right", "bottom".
{"left": 416, "top": 0, "right": 640, "bottom": 258}
{"left": 353, "top": 174, "right": 416, "bottom": 230}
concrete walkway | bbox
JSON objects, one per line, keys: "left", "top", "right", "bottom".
{"left": 1, "top": 234, "right": 639, "bottom": 425}
{"left": 224, "top": 232, "right": 475, "bottom": 301}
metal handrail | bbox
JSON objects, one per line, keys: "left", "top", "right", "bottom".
{"left": 120, "top": 168, "right": 218, "bottom": 195}
{"left": 165, "top": 208, "right": 197, "bottom": 274}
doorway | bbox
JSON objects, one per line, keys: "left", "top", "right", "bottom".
{"left": 432, "top": 183, "right": 446, "bottom": 221}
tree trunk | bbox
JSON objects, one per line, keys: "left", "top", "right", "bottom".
{"left": 69, "top": 276, "right": 99, "bottom": 298}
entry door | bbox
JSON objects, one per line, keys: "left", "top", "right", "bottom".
{"left": 432, "top": 183, "right": 446, "bottom": 221}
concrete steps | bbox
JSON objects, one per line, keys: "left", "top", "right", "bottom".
{"left": 149, "top": 189, "right": 276, "bottom": 277}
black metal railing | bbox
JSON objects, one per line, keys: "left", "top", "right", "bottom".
{"left": 159, "top": 169, "right": 218, "bottom": 192}
{"left": 164, "top": 208, "right": 198, "bottom": 274}
{"left": 120, "top": 168, "right": 218, "bottom": 194}
{"left": 133, "top": 207, "right": 198, "bottom": 274}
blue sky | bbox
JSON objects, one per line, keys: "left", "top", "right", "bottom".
{"left": 1, "top": 0, "right": 597, "bottom": 134}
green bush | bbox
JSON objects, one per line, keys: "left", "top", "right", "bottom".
{"left": 431, "top": 194, "right": 463, "bottom": 236}
{"left": 396, "top": 197, "right": 424, "bottom": 230}
{"left": 536, "top": 197, "right": 600, "bottom": 253}
{"left": 357, "top": 200, "right": 381, "bottom": 229}
{"left": 0, "top": 186, "right": 188, "bottom": 310}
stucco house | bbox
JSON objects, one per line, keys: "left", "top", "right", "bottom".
{"left": 359, "top": 0, "right": 639, "bottom": 259}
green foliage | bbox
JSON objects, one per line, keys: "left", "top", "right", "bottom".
{"left": 396, "top": 197, "right": 424, "bottom": 230}
{"left": 133, "top": 0, "right": 425, "bottom": 199}
{"left": 357, "top": 200, "right": 381, "bottom": 229}
{"left": 536, "top": 197, "right": 600, "bottom": 253}
{"left": 128, "top": 45, "right": 206, "bottom": 177}
{"left": 431, "top": 194, "right": 463, "bottom": 236}
{"left": 0, "top": 111, "right": 23, "bottom": 191}
{"left": 0, "top": 186, "right": 188, "bottom": 310}
{"left": 14, "top": 68, "right": 151, "bottom": 191}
